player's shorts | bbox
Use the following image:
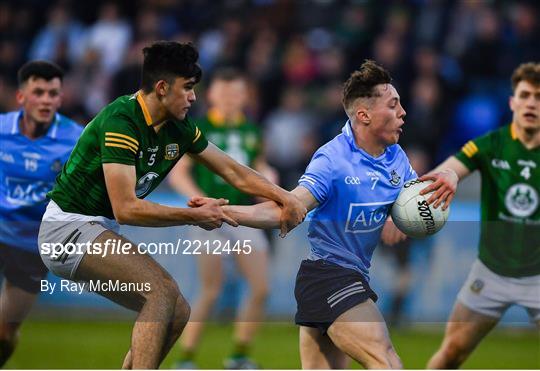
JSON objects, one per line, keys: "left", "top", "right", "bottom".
{"left": 458, "top": 259, "right": 540, "bottom": 321}
{"left": 189, "top": 223, "right": 269, "bottom": 253}
{"left": 294, "top": 259, "right": 378, "bottom": 333}
{"left": 0, "top": 244, "right": 48, "bottom": 293}
{"left": 38, "top": 200, "right": 119, "bottom": 280}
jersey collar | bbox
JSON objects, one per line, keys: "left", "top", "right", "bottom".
{"left": 136, "top": 91, "right": 153, "bottom": 126}
{"left": 207, "top": 107, "right": 245, "bottom": 127}
{"left": 341, "top": 120, "right": 387, "bottom": 161}
{"left": 510, "top": 122, "right": 518, "bottom": 140}
{"left": 13, "top": 110, "right": 60, "bottom": 139}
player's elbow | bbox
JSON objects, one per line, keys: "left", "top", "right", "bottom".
{"left": 113, "top": 208, "right": 132, "bottom": 225}
{"left": 111, "top": 200, "right": 141, "bottom": 225}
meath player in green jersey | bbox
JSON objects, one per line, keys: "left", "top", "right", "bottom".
{"left": 169, "top": 68, "right": 274, "bottom": 369}
{"left": 423, "top": 62, "right": 540, "bottom": 368}
{"left": 37, "top": 41, "right": 306, "bottom": 369}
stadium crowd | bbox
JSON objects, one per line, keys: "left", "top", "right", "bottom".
{"left": 0, "top": 0, "right": 539, "bottom": 187}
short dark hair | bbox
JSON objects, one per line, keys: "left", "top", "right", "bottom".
{"left": 342, "top": 60, "right": 392, "bottom": 111}
{"left": 511, "top": 62, "right": 540, "bottom": 92}
{"left": 17, "top": 60, "right": 64, "bottom": 86}
{"left": 210, "top": 67, "right": 246, "bottom": 84}
{"left": 141, "top": 41, "right": 202, "bottom": 93}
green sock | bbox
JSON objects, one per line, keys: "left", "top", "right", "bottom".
{"left": 179, "top": 348, "right": 195, "bottom": 362}
{"left": 230, "top": 342, "right": 250, "bottom": 359}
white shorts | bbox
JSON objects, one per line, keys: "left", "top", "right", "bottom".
{"left": 189, "top": 223, "right": 269, "bottom": 254}
{"left": 38, "top": 200, "right": 119, "bottom": 280}
{"left": 457, "top": 259, "right": 540, "bottom": 321}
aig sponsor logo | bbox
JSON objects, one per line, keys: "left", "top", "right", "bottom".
{"left": 344, "top": 176, "right": 361, "bottom": 185}
{"left": 5, "top": 177, "right": 52, "bottom": 205}
{"left": 345, "top": 201, "right": 392, "bottom": 233}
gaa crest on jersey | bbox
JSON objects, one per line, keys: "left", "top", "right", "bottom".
{"left": 50, "top": 159, "right": 62, "bottom": 172}
{"left": 136, "top": 172, "right": 159, "bottom": 197}
{"left": 389, "top": 170, "right": 401, "bottom": 186}
{"left": 470, "top": 279, "right": 484, "bottom": 294}
{"left": 164, "top": 143, "right": 179, "bottom": 160}
{"left": 504, "top": 183, "right": 539, "bottom": 218}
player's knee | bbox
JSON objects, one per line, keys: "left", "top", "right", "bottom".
{"left": 147, "top": 275, "right": 180, "bottom": 307}
{"left": 362, "top": 342, "right": 400, "bottom": 369}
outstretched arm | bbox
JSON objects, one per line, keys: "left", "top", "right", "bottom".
{"left": 191, "top": 143, "right": 307, "bottom": 235}
{"left": 220, "top": 186, "right": 319, "bottom": 231}
{"left": 103, "top": 163, "right": 237, "bottom": 229}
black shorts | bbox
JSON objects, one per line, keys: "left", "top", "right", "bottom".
{"left": 294, "top": 259, "right": 378, "bottom": 333}
{"left": 0, "top": 244, "right": 48, "bottom": 293}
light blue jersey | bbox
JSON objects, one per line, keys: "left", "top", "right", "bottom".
{"left": 0, "top": 110, "right": 82, "bottom": 253}
{"left": 298, "top": 122, "right": 416, "bottom": 280}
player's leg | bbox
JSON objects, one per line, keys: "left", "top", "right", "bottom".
{"left": 225, "top": 229, "right": 269, "bottom": 368}
{"left": 299, "top": 326, "right": 348, "bottom": 369}
{"left": 121, "top": 294, "right": 190, "bottom": 368}
{"left": 0, "top": 280, "right": 39, "bottom": 366}
{"left": 177, "top": 251, "right": 224, "bottom": 366}
{"left": 427, "top": 302, "right": 498, "bottom": 368}
{"left": 73, "top": 229, "right": 189, "bottom": 369}
{"left": 427, "top": 260, "right": 511, "bottom": 369}
{"left": 0, "top": 245, "right": 48, "bottom": 367}
{"left": 326, "top": 299, "right": 402, "bottom": 369}
{"left": 294, "top": 259, "right": 394, "bottom": 369}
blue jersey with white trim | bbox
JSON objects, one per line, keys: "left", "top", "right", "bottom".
{"left": 0, "top": 111, "right": 82, "bottom": 252}
{"left": 298, "top": 122, "right": 417, "bottom": 280}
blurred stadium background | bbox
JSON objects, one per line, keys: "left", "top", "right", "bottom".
{"left": 1, "top": 0, "right": 539, "bottom": 369}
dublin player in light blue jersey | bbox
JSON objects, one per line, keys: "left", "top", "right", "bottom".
{"left": 0, "top": 61, "right": 82, "bottom": 366}
{"left": 195, "top": 60, "right": 457, "bottom": 369}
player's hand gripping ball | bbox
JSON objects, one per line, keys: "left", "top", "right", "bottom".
{"left": 391, "top": 179, "right": 449, "bottom": 238}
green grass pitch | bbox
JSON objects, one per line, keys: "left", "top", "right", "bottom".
{"left": 6, "top": 321, "right": 539, "bottom": 369}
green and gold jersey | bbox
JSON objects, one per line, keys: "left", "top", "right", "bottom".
{"left": 192, "top": 109, "right": 262, "bottom": 205}
{"left": 48, "top": 92, "right": 208, "bottom": 219}
{"left": 455, "top": 124, "right": 540, "bottom": 277}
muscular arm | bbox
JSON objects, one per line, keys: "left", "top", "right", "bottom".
{"left": 103, "top": 163, "right": 235, "bottom": 228}
{"left": 222, "top": 186, "right": 318, "bottom": 230}
{"left": 191, "top": 143, "right": 306, "bottom": 234}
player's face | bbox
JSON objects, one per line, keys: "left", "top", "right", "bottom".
{"left": 207, "top": 79, "right": 248, "bottom": 117}
{"left": 16, "top": 77, "right": 62, "bottom": 125}
{"left": 163, "top": 77, "right": 197, "bottom": 120}
{"left": 368, "top": 84, "right": 406, "bottom": 146}
{"left": 510, "top": 80, "right": 540, "bottom": 132}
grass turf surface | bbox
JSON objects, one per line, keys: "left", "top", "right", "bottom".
{"left": 6, "top": 321, "right": 539, "bottom": 369}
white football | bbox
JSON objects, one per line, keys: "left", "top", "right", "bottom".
{"left": 391, "top": 179, "right": 450, "bottom": 238}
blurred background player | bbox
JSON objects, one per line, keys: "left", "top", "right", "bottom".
{"left": 424, "top": 62, "right": 540, "bottom": 368}
{"left": 0, "top": 60, "right": 82, "bottom": 366}
{"left": 169, "top": 68, "right": 274, "bottom": 369}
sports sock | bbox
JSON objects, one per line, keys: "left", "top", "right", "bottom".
{"left": 230, "top": 342, "right": 250, "bottom": 359}
{"left": 179, "top": 348, "right": 195, "bottom": 362}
